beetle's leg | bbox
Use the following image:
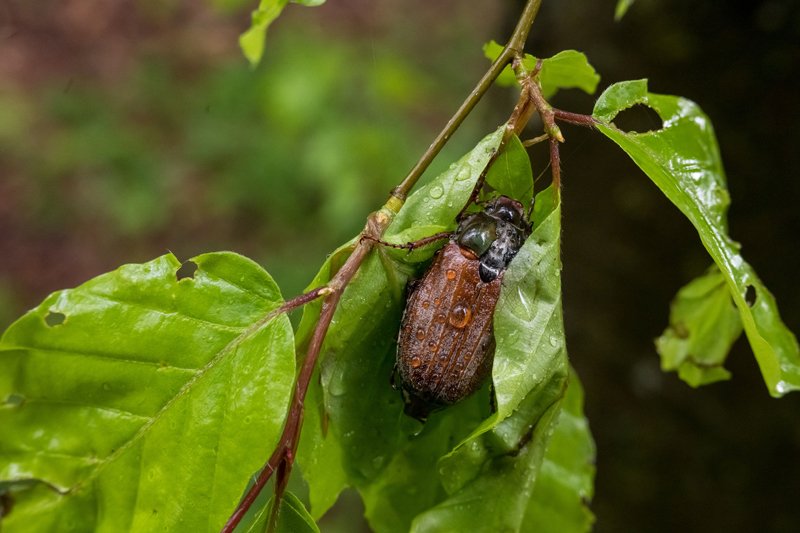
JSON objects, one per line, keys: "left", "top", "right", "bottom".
{"left": 360, "top": 232, "right": 451, "bottom": 254}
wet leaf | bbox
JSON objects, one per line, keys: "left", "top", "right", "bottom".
{"left": 594, "top": 79, "right": 800, "bottom": 396}
{"left": 296, "top": 128, "right": 504, "bottom": 521}
{"left": 656, "top": 267, "right": 742, "bottom": 386}
{"left": 523, "top": 371, "right": 595, "bottom": 533}
{"left": 0, "top": 253, "right": 295, "bottom": 532}
{"left": 295, "top": 126, "right": 593, "bottom": 532}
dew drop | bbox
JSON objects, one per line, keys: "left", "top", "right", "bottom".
{"left": 456, "top": 167, "right": 471, "bottom": 181}
{"left": 428, "top": 340, "right": 437, "bottom": 349}
{"left": 448, "top": 304, "right": 472, "bottom": 329}
{"left": 439, "top": 354, "right": 447, "bottom": 361}
{"left": 446, "top": 269, "right": 456, "bottom": 280}
{"left": 549, "top": 335, "right": 559, "bottom": 347}
{"left": 429, "top": 186, "right": 444, "bottom": 199}
{"left": 434, "top": 298, "right": 442, "bottom": 307}
{"left": 410, "top": 357, "right": 422, "bottom": 369}
{"left": 415, "top": 328, "right": 426, "bottom": 340}
{"left": 421, "top": 300, "right": 431, "bottom": 309}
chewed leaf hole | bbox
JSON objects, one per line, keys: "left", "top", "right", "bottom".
{"left": 612, "top": 104, "right": 663, "bottom": 133}
{"left": 5, "top": 393, "right": 26, "bottom": 407}
{"left": 45, "top": 311, "right": 66, "bottom": 327}
{"left": 745, "top": 285, "right": 757, "bottom": 307}
{"left": 176, "top": 260, "right": 198, "bottom": 281}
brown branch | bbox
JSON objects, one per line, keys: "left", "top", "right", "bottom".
{"left": 553, "top": 108, "right": 598, "bottom": 128}
{"left": 222, "top": 1, "right": 549, "bottom": 530}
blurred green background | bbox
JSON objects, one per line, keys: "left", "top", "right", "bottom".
{"left": 1, "top": 0, "right": 799, "bottom": 531}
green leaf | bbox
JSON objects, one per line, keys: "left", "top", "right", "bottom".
{"left": 593, "top": 79, "right": 800, "bottom": 396}
{"left": 240, "top": 0, "right": 288, "bottom": 67}
{"left": 482, "top": 40, "right": 518, "bottom": 87}
{"left": 297, "top": 128, "right": 510, "bottom": 531}
{"left": 296, "top": 129, "right": 587, "bottom": 533}
{"left": 523, "top": 370, "right": 595, "bottom": 533}
{"left": 485, "top": 134, "right": 534, "bottom": 212}
{"left": 239, "top": 0, "right": 326, "bottom": 66}
{"left": 242, "top": 491, "right": 319, "bottom": 533}
{"left": 378, "top": 181, "right": 572, "bottom": 530}
{"left": 297, "top": 128, "right": 503, "bottom": 516}
{"left": 656, "top": 267, "right": 742, "bottom": 387}
{"left": 0, "top": 252, "right": 295, "bottom": 532}
{"left": 538, "top": 50, "right": 601, "bottom": 99}
{"left": 483, "top": 42, "right": 600, "bottom": 98}
{"left": 615, "top": 0, "right": 636, "bottom": 21}
{"left": 411, "top": 398, "right": 563, "bottom": 533}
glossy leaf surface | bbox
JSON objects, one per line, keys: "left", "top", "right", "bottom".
{"left": 296, "top": 128, "right": 504, "bottom": 521}
{"left": 593, "top": 79, "right": 800, "bottom": 396}
{"left": 296, "top": 126, "right": 594, "bottom": 532}
{"left": 523, "top": 371, "right": 595, "bottom": 533}
{"left": 656, "top": 267, "right": 742, "bottom": 386}
{"left": 0, "top": 252, "right": 295, "bottom": 532}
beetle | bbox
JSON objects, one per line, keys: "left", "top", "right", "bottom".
{"left": 395, "top": 195, "right": 532, "bottom": 420}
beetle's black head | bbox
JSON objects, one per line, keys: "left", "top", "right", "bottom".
{"left": 484, "top": 196, "right": 527, "bottom": 229}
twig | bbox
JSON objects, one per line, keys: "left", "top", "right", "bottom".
{"left": 391, "top": 0, "right": 544, "bottom": 201}
{"left": 222, "top": 1, "right": 547, "bottom": 530}
{"left": 553, "top": 108, "right": 597, "bottom": 128}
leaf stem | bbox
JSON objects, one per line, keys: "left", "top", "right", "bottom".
{"left": 223, "top": 2, "right": 547, "bottom": 529}
{"left": 553, "top": 108, "right": 598, "bottom": 128}
{"left": 390, "top": 0, "right": 543, "bottom": 201}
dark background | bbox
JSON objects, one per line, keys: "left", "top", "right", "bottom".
{"left": 1, "top": 0, "right": 798, "bottom": 531}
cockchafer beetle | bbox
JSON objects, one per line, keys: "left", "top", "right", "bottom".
{"left": 395, "top": 196, "right": 532, "bottom": 420}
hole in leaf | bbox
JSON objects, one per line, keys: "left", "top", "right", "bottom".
{"left": 613, "top": 104, "right": 663, "bottom": 133}
{"left": 5, "top": 393, "right": 25, "bottom": 407}
{"left": 744, "top": 285, "right": 757, "bottom": 307}
{"left": 673, "top": 322, "right": 690, "bottom": 339}
{"left": 45, "top": 311, "right": 66, "bottom": 327}
{"left": 176, "top": 261, "right": 198, "bottom": 281}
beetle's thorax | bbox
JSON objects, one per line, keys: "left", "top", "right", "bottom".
{"left": 455, "top": 196, "right": 530, "bottom": 282}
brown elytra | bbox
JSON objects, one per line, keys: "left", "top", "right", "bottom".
{"left": 396, "top": 242, "right": 502, "bottom": 419}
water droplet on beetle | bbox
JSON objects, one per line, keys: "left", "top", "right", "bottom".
{"left": 446, "top": 269, "right": 456, "bottom": 280}
{"left": 422, "top": 300, "right": 430, "bottom": 309}
{"left": 415, "top": 328, "right": 426, "bottom": 340}
{"left": 410, "top": 357, "right": 422, "bottom": 369}
{"left": 429, "top": 186, "right": 444, "bottom": 199}
{"left": 448, "top": 304, "right": 472, "bottom": 329}
{"left": 434, "top": 298, "right": 441, "bottom": 307}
